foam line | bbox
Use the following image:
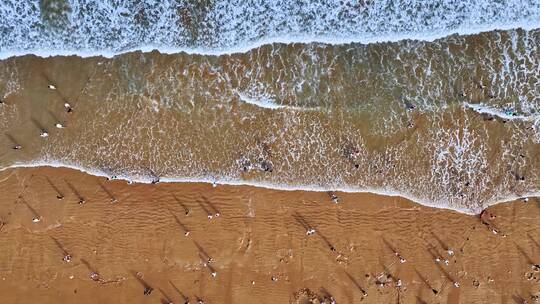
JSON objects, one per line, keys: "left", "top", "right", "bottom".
{"left": 2, "top": 161, "right": 538, "bottom": 216}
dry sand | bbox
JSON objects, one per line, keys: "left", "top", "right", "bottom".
{"left": 0, "top": 166, "right": 539, "bottom": 303}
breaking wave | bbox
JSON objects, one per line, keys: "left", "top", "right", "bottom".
{"left": 1, "top": 0, "right": 539, "bottom": 58}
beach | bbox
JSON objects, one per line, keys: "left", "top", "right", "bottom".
{"left": 0, "top": 166, "right": 539, "bottom": 303}
{"left": 1, "top": 1, "right": 540, "bottom": 303}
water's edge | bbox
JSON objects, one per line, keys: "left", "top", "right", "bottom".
{"left": 3, "top": 162, "right": 537, "bottom": 216}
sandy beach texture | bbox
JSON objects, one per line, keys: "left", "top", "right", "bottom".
{"left": 0, "top": 166, "right": 538, "bottom": 303}
{"left": 1, "top": 2, "right": 539, "bottom": 303}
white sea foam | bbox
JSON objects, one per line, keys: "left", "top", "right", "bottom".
{"left": 235, "top": 91, "right": 313, "bottom": 111}
{"left": 3, "top": 160, "right": 538, "bottom": 215}
{"left": 0, "top": 0, "right": 539, "bottom": 59}
{"left": 464, "top": 102, "right": 540, "bottom": 121}
{"left": 236, "top": 92, "right": 285, "bottom": 110}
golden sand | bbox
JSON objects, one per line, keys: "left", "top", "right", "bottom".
{"left": 0, "top": 166, "right": 538, "bottom": 303}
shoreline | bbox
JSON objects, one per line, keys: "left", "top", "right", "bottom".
{"left": 0, "top": 22, "right": 538, "bottom": 60}
{"left": 3, "top": 163, "right": 537, "bottom": 216}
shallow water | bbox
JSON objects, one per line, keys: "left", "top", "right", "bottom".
{"left": 0, "top": 28, "right": 539, "bottom": 213}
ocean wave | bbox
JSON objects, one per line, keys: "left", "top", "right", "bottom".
{"left": 0, "top": 0, "right": 539, "bottom": 58}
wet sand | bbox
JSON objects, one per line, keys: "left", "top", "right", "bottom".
{"left": 0, "top": 166, "right": 539, "bottom": 303}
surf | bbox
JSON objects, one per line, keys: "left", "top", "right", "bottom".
{"left": 1, "top": 0, "right": 539, "bottom": 59}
